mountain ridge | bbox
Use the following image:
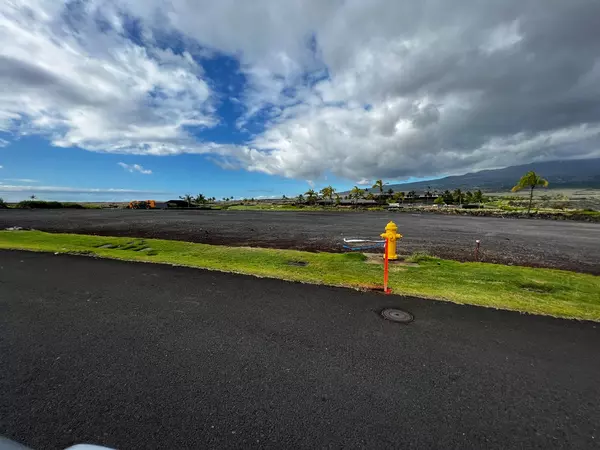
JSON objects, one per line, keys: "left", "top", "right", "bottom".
{"left": 354, "top": 158, "right": 600, "bottom": 193}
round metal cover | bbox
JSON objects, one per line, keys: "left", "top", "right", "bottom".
{"left": 381, "top": 308, "right": 413, "bottom": 323}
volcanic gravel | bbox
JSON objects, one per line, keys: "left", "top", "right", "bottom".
{"left": 1, "top": 209, "right": 599, "bottom": 274}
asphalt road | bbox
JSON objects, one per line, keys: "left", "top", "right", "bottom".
{"left": 1, "top": 251, "right": 599, "bottom": 449}
{"left": 1, "top": 209, "right": 599, "bottom": 273}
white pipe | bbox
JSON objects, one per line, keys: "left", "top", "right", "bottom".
{"left": 343, "top": 238, "right": 385, "bottom": 243}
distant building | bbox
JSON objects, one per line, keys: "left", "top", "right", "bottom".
{"left": 316, "top": 199, "right": 377, "bottom": 206}
{"left": 166, "top": 199, "right": 191, "bottom": 208}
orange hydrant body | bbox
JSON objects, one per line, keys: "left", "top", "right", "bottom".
{"left": 380, "top": 221, "right": 402, "bottom": 260}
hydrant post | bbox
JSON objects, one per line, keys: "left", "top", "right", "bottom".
{"left": 380, "top": 221, "right": 402, "bottom": 261}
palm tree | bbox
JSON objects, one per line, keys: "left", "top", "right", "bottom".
{"left": 372, "top": 179, "right": 385, "bottom": 204}
{"left": 425, "top": 186, "right": 433, "bottom": 204}
{"left": 296, "top": 194, "right": 305, "bottom": 204}
{"left": 453, "top": 189, "right": 464, "bottom": 206}
{"left": 372, "top": 179, "right": 384, "bottom": 194}
{"left": 319, "top": 185, "right": 335, "bottom": 203}
{"left": 195, "top": 193, "right": 207, "bottom": 205}
{"left": 386, "top": 188, "right": 394, "bottom": 203}
{"left": 394, "top": 192, "right": 406, "bottom": 204}
{"left": 473, "top": 190, "right": 484, "bottom": 207}
{"left": 407, "top": 190, "right": 417, "bottom": 204}
{"left": 30, "top": 194, "right": 37, "bottom": 200}
{"left": 334, "top": 193, "right": 342, "bottom": 206}
{"left": 305, "top": 189, "right": 318, "bottom": 205}
{"left": 512, "top": 171, "right": 549, "bottom": 214}
{"left": 179, "top": 194, "right": 193, "bottom": 207}
{"left": 366, "top": 192, "right": 375, "bottom": 201}
{"left": 442, "top": 190, "right": 453, "bottom": 204}
{"left": 350, "top": 186, "right": 364, "bottom": 207}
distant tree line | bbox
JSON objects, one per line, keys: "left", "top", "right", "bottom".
{"left": 293, "top": 180, "right": 487, "bottom": 207}
{"left": 177, "top": 171, "right": 548, "bottom": 213}
{"left": 434, "top": 189, "right": 485, "bottom": 206}
{"left": 178, "top": 193, "right": 217, "bottom": 207}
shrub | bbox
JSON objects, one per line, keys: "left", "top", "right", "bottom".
{"left": 0, "top": 197, "right": 7, "bottom": 208}
{"left": 577, "top": 209, "right": 600, "bottom": 217}
{"left": 16, "top": 200, "right": 85, "bottom": 209}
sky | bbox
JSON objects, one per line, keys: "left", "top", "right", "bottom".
{"left": 1, "top": 0, "right": 600, "bottom": 201}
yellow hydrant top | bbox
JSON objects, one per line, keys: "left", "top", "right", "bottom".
{"left": 381, "top": 221, "right": 402, "bottom": 239}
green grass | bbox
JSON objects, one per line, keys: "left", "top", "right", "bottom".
{"left": 576, "top": 209, "right": 600, "bottom": 218}
{"left": 1, "top": 230, "right": 599, "bottom": 321}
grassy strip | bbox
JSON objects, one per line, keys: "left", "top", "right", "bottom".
{"left": 1, "top": 230, "right": 599, "bottom": 321}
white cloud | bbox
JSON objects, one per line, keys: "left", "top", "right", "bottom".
{"left": 0, "top": 0, "right": 215, "bottom": 155}
{"left": 118, "top": 162, "right": 153, "bottom": 175}
{"left": 1, "top": 0, "right": 600, "bottom": 181}
{"left": 225, "top": 0, "right": 600, "bottom": 180}
{"left": 3, "top": 178, "right": 38, "bottom": 183}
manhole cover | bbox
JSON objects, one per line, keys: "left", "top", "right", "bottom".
{"left": 381, "top": 308, "right": 413, "bottom": 323}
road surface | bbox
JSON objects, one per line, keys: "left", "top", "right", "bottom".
{"left": 1, "top": 251, "right": 598, "bottom": 449}
{"left": 1, "top": 209, "right": 599, "bottom": 273}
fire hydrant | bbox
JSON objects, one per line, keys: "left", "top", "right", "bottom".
{"left": 381, "top": 221, "right": 402, "bottom": 260}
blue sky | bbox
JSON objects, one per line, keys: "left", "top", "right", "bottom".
{"left": 0, "top": 135, "right": 338, "bottom": 202}
{"left": 0, "top": 136, "right": 431, "bottom": 201}
{"left": 1, "top": 1, "right": 599, "bottom": 201}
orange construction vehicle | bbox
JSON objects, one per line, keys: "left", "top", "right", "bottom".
{"left": 128, "top": 200, "right": 156, "bottom": 209}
